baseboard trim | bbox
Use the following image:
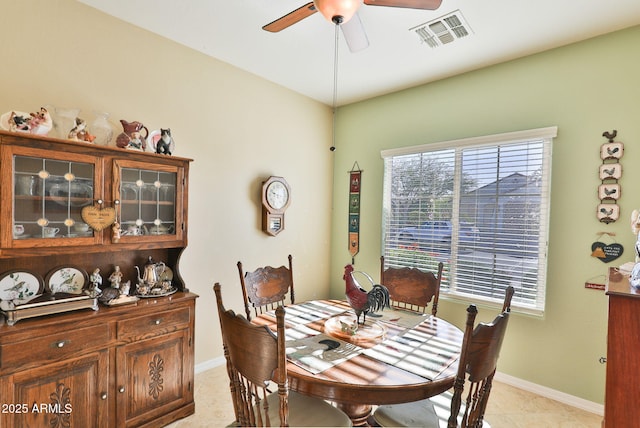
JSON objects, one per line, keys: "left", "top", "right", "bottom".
{"left": 195, "top": 358, "right": 604, "bottom": 417}
{"left": 494, "top": 371, "right": 604, "bottom": 416}
{"left": 195, "top": 356, "right": 225, "bottom": 374}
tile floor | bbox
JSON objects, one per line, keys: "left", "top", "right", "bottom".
{"left": 167, "top": 365, "right": 603, "bottom": 427}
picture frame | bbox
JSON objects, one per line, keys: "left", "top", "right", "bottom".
{"left": 599, "top": 163, "right": 622, "bottom": 180}
{"left": 597, "top": 203, "right": 620, "bottom": 223}
{"left": 600, "top": 142, "right": 624, "bottom": 160}
{"left": 349, "top": 194, "right": 360, "bottom": 214}
{"left": 598, "top": 184, "right": 620, "bottom": 200}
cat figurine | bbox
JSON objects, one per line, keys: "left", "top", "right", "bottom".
{"left": 68, "top": 117, "right": 96, "bottom": 143}
{"left": 156, "top": 128, "right": 173, "bottom": 155}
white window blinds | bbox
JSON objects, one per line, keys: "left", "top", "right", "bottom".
{"left": 381, "top": 127, "right": 556, "bottom": 315}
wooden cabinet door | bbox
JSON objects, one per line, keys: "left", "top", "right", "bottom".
{"left": 116, "top": 330, "right": 193, "bottom": 427}
{"left": 0, "top": 351, "right": 110, "bottom": 428}
{"left": 112, "top": 159, "right": 186, "bottom": 245}
{"left": 0, "top": 145, "right": 103, "bottom": 248}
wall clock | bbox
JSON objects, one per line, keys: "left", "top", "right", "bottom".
{"left": 261, "top": 176, "right": 291, "bottom": 236}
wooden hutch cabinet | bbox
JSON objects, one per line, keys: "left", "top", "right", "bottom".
{"left": 0, "top": 130, "right": 196, "bottom": 428}
{"left": 604, "top": 268, "right": 640, "bottom": 428}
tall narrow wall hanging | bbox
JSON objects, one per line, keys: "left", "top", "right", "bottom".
{"left": 348, "top": 162, "right": 362, "bottom": 264}
{"left": 597, "top": 130, "right": 623, "bottom": 224}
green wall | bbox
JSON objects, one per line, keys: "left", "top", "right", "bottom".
{"left": 330, "top": 25, "right": 640, "bottom": 404}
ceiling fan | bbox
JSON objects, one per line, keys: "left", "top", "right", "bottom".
{"left": 262, "top": 0, "right": 443, "bottom": 52}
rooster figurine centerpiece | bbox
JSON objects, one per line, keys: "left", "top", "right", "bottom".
{"left": 343, "top": 264, "right": 390, "bottom": 325}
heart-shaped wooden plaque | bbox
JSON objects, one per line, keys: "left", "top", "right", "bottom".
{"left": 590, "top": 241, "right": 624, "bottom": 263}
{"left": 81, "top": 205, "right": 116, "bottom": 231}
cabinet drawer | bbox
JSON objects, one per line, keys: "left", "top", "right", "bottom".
{"left": 0, "top": 324, "right": 110, "bottom": 370}
{"left": 117, "top": 307, "right": 190, "bottom": 340}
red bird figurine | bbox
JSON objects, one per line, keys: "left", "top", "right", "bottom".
{"left": 343, "top": 264, "right": 390, "bottom": 325}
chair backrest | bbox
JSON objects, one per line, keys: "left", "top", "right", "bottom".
{"left": 214, "top": 282, "right": 289, "bottom": 427}
{"left": 238, "top": 255, "right": 294, "bottom": 320}
{"left": 380, "top": 256, "right": 444, "bottom": 315}
{"left": 448, "top": 286, "right": 514, "bottom": 428}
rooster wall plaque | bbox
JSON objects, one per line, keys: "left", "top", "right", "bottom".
{"left": 597, "top": 130, "right": 623, "bottom": 224}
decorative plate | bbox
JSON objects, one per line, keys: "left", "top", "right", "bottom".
{"left": 159, "top": 266, "right": 173, "bottom": 283}
{"left": 0, "top": 270, "right": 43, "bottom": 301}
{"left": 49, "top": 181, "right": 93, "bottom": 207}
{"left": 45, "top": 266, "right": 88, "bottom": 295}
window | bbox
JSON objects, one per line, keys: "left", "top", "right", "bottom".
{"left": 381, "top": 127, "right": 556, "bottom": 315}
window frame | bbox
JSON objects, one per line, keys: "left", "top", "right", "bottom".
{"left": 381, "top": 127, "right": 557, "bottom": 316}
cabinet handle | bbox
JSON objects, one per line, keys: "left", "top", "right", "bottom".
{"left": 101, "top": 393, "right": 107, "bottom": 400}
{"left": 119, "top": 386, "right": 125, "bottom": 393}
{"left": 56, "top": 341, "right": 66, "bottom": 348}
{"left": 154, "top": 319, "right": 161, "bottom": 325}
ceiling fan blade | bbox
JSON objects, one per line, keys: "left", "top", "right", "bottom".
{"left": 363, "top": 0, "right": 442, "bottom": 10}
{"left": 263, "top": 2, "right": 318, "bottom": 32}
{"left": 341, "top": 13, "right": 369, "bottom": 53}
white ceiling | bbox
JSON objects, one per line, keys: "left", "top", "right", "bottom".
{"left": 78, "top": 0, "right": 640, "bottom": 106}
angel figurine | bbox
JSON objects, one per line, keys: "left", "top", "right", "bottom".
{"left": 109, "top": 266, "right": 123, "bottom": 289}
{"left": 88, "top": 268, "right": 103, "bottom": 297}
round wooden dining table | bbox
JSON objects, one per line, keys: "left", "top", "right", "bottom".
{"left": 253, "top": 300, "right": 463, "bottom": 426}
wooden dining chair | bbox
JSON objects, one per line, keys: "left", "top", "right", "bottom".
{"left": 373, "top": 286, "right": 514, "bottom": 428}
{"left": 237, "top": 255, "right": 294, "bottom": 320}
{"left": 214, "top": 283, "right": 352, "bottom": 427}
{"left": 380, "top": 255, "right": 444, "bottom": 315}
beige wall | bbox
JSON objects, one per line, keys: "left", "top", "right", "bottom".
{"left": 329, "top": 25, "right": 640, "bottom": 405}
{"left": 0, "top": 0, "right": 334, "bottom": 365}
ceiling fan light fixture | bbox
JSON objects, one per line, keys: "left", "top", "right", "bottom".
{"left": 314, "top": 0, "right": 362, "bottom": 24}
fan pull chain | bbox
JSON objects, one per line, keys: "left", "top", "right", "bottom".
{"left": 333, "top": 21, "right": 340, "bottom": 109}
{"left": 330, "top": 20, "right": 341, "bottom": 152}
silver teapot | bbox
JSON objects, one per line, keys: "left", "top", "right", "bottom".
{"left": 135, "top": 256, "right": 166, "bottom": 287}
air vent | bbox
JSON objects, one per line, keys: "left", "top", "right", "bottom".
{"left": 410, "top": 10, "right": 472, "bottom": 48}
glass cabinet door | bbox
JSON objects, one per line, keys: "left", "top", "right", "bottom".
{"left": 115, "top": 160, "right": 184, "bottom": 242}
{"left": 10, "top": 149, "right": 101, "bottom": 247}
